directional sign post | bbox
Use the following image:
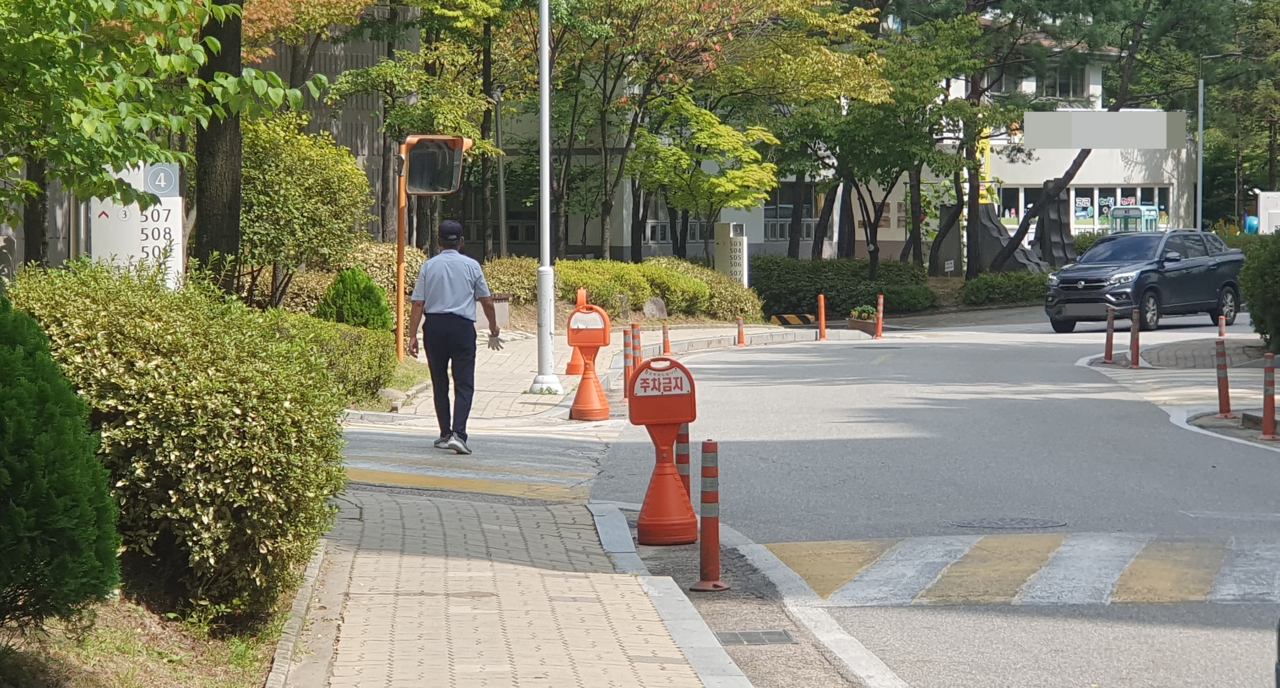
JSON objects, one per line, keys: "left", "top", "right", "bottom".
{"left": 89, "top": 163, "right": 184, "bottom": 288}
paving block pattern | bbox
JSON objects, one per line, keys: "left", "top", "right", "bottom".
{"left": 1139, "top": 337, "right": 1269, "bottom": 370}
{"left": 325, "top": 490, "right": 705, "bottom": 688}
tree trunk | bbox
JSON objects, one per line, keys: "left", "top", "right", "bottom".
{"left": 787, "top": 173, "right": 805, "bottom": 259}
{"left": 677, "top": 209, "right": 689, "bottom": 259}
{"left": 555, "top": 200, "right": 566, "bottom": 260}
{"left": 377, "top": 6, "right": 398, "bottom": 243}
{"left": 193, "top": 0, "right": 243, "bottom": 285}
{"left": 990, "top": 149, "right": 1092, "bottom": 271}
{"left": 21, "top": 156, "right": 47, "bottom": 265}
{"left": 838, "top": 183, "right": 855, "bottom": 259}
{"left": 288, "top": 34, "right": 324, "bottom": 90}
{"left": 630, "top": 179, "right": 645, "bottom": 263}
{"left": 414, "top": 197, "right": 428, "bottom": 251}
{"left": 481, "top": 21, "right": 493, "bottom": 262}
{"left": 1271, "top": 119, "right": 1277, "bottom": 191}
{"left": 600, "top": 200, "right": 612, "bottom": 260}
{"left": 902, "top": 165, "right": 925, "bottom": 265}
{"left": 964, "top": 145, "right": 982, "bottom": 279}
{"left": 811, "top": 186, "right": 837, "bottom": 260}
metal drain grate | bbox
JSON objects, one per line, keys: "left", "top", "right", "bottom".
{"left": 951, "top": 517, "right": 1067, "bottom": 529}
{"left": 716, "top": 630, "right": 797, "bottom": 646}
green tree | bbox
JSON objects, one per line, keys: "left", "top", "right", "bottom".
{"left": 316, "top": 268, "right": 396, "bottom": 331}
{"left": 0, "top": 296, "right": 119, "bottom": 634}
{"left": 629, "top": 95, "right": 780, "bottom": 263}
{"left": 240, "top": 113, "right": 374, "bottom": 307}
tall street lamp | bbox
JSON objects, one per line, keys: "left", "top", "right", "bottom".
{"left": 492, "top": 86, "right": 508, "bottom": 259}
{"left": 530, "top": 0, "right": 562, "bottom": 394}
{"left": 1198, "top": 52, "right": 1242, "bottom": 231}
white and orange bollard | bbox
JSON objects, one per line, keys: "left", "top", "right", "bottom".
{"left": 623, "top": 327, "right": 634, "bottom": 399}
{"left": 875, "top": 294, "right": 884, "bottom": 339}
{"left": 1103, "top": 307, "right": 1115, "bottom": 364}
{"left": 737, "top": 317, "right": 747, "bottom": 347}
{"left": 1216, "top": 338, "right": 1235, "bottom": 419}
{"left": 1130, "top": 308, "right": 1141, "bottom": 370}
{"left": 663, "top": 323, "right": 672, "bottom": 355}
{"left": 632, "top": 323, "right": 643, "bottom": 368}
{"left": 1262, "top": 353, "right": 1278, "bottom": 441}
{"left": 676, "top": 424, "right": 691, "bottom": 497}
{"left": 818, "top": 294, "right": 828, "bottom": 341}
{"left": 690, "top": 439, "right": 729, "bottom": 592}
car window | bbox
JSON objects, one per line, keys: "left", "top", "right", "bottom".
{"left": 1079, "top": 234, "right": 1163, "bottom": 263}
{"left": 1163, "top": 235, "right": 1190, "bottom": 258}
{"left": 1181, "top": 235, "right": 1209, "bottom": 258}
{"left": 1204, "top": 234, "right": 1228, "bottom": 254}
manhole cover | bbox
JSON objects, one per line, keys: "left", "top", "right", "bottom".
{"left": 951, "top": 518, "right": 1066, "bottom": 529}
{"left": 716, "top": 630, "right": 797, "bottom": 646}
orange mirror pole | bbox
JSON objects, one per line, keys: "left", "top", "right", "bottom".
{"left": 396, "top": 142, "right": 408, "bottom": 363}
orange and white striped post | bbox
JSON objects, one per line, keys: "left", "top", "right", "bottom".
{"left": 676, "top": 424, "right": 691, "bottom": 496}
{"left": 1220, "top": 315, "right": 1227, "bottom": 339}
{"left": 1130, "top": 308, "right": 1141, "bottom": 370}
{"left": 1216, "top": 338, "right": 1235, "bottom": 419}
{"left": 623, "top": 327, "right": 634, "bottom": 399}
{"left": 631, "top": 323, "right": 643, "bottom": 368}
{"left": 818, "top": 294, "right": 827, "bottom": 341}
{"left": 1103, "top": 307, "right": 1116, "bottom": 364}
{"left": 874, "top": 294, "right": 884, "bottom": 339}
{"left": 663, "top": 323, "right": 672, "bottom": 355}
{"left": 737, "top": 317, "right": 747, "bottom": 347}
{"left": 1262, "top": 353, "right": 1278, "bottom": 441}
{"left": 690, "top": 440, "right": 729, "bottom": 593}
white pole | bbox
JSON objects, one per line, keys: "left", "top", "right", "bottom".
{"left": 1197, "top": 72, "right": 1205, "bottom": 232}
{"left": 495, "top": 90, "right": 508, "bottom": 258}
{"left": 530, "top": 0, "right": 563, "bottom": 394}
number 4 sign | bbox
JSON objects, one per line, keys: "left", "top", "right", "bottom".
{"left": 89, "top": 163, "right": 185, "bottom": 288}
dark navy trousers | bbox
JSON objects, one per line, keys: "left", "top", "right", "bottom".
{"left": 422, "top": 313, "right": 477, "bottom": 442}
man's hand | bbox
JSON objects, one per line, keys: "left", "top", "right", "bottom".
{"left": 408, "top": 335, "right": 420, "bottom": 359}
{"left": 487, "top": 333, "right": 504, "bottom": 351}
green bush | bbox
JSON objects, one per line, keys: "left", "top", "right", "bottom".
{"left": 1074, "top": 231, "right": 1104, "bottom": 256}
{"left": 11, "top": 263, "right": 346, "bottom": 623}
{"left": 316, "top": 268, "right": 394, "bottom": 331}
{"left": 1220, "top": 232, "right": 1268, "bottom": 261}
{"left": 281, "top": 241, "right": 429, "bottom": 320}
{"left": 644, "top": 256, "right": 764, "bottom": 321}
{"left": 0, "top": 297, "right": 119, "bottom": 633}
{"left": 1239, "top": 234, "right": 1280, "bottom": 352}
{"left": 557, "top": 261, "right": 653, "bottom": 314}
{"left": 750, "top": 256, "right": 933, "bottom": 318}
{"left": 960, "top": 272, "right": 1050, "bottom": 306}
{"left": 636, "top": 263, "right": 711, "bottom": 315}
{"left": 483, "top": 256, "right": 540, "bottom": 305}
{"left": 273, "top": 312, "right": 396, "bottom": 404}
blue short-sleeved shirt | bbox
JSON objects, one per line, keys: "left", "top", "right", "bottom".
{"left": 410, "top": 250, "right": 492, "bottom": 322}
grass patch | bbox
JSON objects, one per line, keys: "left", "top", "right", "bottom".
{"left": 0, "top": 596, "right": 282, "bottom": 688}
{"left": 389, "top": 357, "right": 433, "bottom": 393}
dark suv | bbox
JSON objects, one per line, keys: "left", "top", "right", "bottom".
{"left": 1044, "top": 230, "right": 1245, "bottom": 333}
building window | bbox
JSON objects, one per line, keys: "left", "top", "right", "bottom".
{"left": 1000, "top": 188, "right": 1021, "bottom": 220}
{"left": 523, "top": 224, "right": 536, "bottom": 243}
{"left": 507, "top": 223, "right": 520, "bottom": 242}
{"left": 986, "top": 66, "right": 1023, "bottom": 94}
{"left": 1073, "top": 188, "right": 1096, "bottom": 226}
{"left": 1158, "top": 187, "right": 1171, "bottom": 226}
{"left": 1140, "top": 187, "right": 1155, "bottom": 206}
{"left": 1098, "top": 188, "right": 1118, "bottom": 228}
{"left": 1039, "top": 65, "right": 1087, "bottom": 100}
{"left": 647, "top": 222, "right": 670, "bottom": 244}
{"left": 1120, "top": 187, "right": 1138, "bottom": 208}
{"left": 1023, "top": 187, "right": 1043, "bottom": 214}
{"left": 764, "top": 183, "right": 815, "bottom": 220}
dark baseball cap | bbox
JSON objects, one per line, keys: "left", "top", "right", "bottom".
{"left": 440, "top": 220, "right": 464, "bottom": 241}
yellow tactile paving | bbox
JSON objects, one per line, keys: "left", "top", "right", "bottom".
{"left": 1110, "top": 539, "right": 1229, "bottom": 604}
{"left": 916, "top": 534, "right": 1068, "bottom": 605}
{"left": 766, "top": 539, "right": 897, "bottom": 599}
{"left": 347, "top": 467, "right": 589, "bottom": 503}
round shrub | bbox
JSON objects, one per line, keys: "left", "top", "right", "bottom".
{"left": 272, "top": 312, "right": 396, "bottom": 404}
{"left": 11, "top": 263, "right": 346, "bottom": 623}
{"left": 0, "top": 297, "right": 119, "bottom": 633}
{"left": 1239, "top": 234, "right": 1280, "bottom": 352}
{"left": 637, "top": 263, "right": 711, "bottom": 315}
{"left": 483, "top": 256, "right": 540, "bottom": 305}
{"left": 750, "top": 256, "right": 934, "bottom": 318}
{"left": 315, "top": 268, "right": 395, "bottom": 331}
{"left": 645, "top": 256, "right": 763, "bottom": 321}
{"left": 960, "top": 272, "right": 1050, "bottom": 307}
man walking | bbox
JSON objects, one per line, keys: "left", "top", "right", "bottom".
{"left": 407, "top": 221, "right": 502, "bottom": 455}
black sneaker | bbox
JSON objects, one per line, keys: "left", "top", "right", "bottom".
{"left": 446, "top": 435, "right": 472, "bottom": 455}
{"left": 433, "top": 434, "right": 452, "bottom": 449}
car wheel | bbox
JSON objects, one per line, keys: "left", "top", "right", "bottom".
{"left": 1050, "top": 318, "right": 1077, "bottom": 333}
{"left": 1140, "top": 290, "right": 1161, "bottom": 331}
{"left": 1209, "top": 287, "right": 1238, "bottom": 327}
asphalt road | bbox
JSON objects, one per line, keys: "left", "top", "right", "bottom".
{"left": 592, "top": 306, "right": 1280, "bottom": 687}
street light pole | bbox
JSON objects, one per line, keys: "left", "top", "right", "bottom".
{"left": 1197, "top": 52, "right": 1243, "bottom": 232}
{"left": 493, "top": 87, "right": 508, "bottom": 258}
{"left": 530, "top": 0, "right": 563, "bottom": 394}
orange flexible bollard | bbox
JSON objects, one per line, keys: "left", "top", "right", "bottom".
{"left": 632, "top": 323, "right": 643, "bottom": 368}
{"left": 1262, "top": 354, "right": 1278, "bottom": 441}
{"left": 1130, "top": 309, "right": 1141, "bottom": 370}
{"left": 1216, "top": 338, "right": 1235, "bottom": 419}
{"left": 818, "top": 294, "right": 827, "bottom": 341}
{"left": 1219, "top": 315, "right": 1227, "bottom": 339}
{"left": 875, "top": 294, "right": 884, "bottom": 339}
{"left": 676, "top": 424, "right": 691, "bottom": 497}
{"left": 737, "top": 317, "right": 746, "bottom": 347}
{"left": 1103, "top": 308, "right": 1115, "bottom": 364}
{"left": 623, "top": 328, "right": 633, "bottom": 399}
{"left": 663, "top": 323, "right": 672, "bottom": 355}
{"left": 690, "top": 440, "right": 728, "bottom": 592}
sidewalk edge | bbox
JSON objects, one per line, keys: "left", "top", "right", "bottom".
{"left": 588, "top": 502, "right": 754, "bottom": 688}
{"left": 263, "top": 540, "right": 326, "bottom": 688}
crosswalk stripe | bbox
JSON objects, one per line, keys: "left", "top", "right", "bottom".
{"left": 917, "top": 534, "right": 1067, "bottom": 605}
{"left": 765, "top": 540, "right": 898, "bottom": 600}
{"left": 1016, "top": 533, "right": 1150, "bottom": 605}
{"left": 1111, "top": 539, "right": 1228, "bottom": 603}
{"left": 1210, "top": 538, "right": 1280, "bottom": 603}
{"left": 828, "top": 536, "right": 981, "bottom": 607}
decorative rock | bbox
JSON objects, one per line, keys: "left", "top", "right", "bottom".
{"left": 378, "top": 388, "right": 408, "bottom": 402}
{"left": 643, "top": 297, "right": 668, "bottom": 320}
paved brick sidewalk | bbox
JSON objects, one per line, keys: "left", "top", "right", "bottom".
{"left": 1137, "top": 336, "right": 1269, "bottom": 370}
{"left": 404, "top": 326, "right": 774, "bottom": 421}
{"left": 289, "top": 489, "right": 707, "bottom": 688}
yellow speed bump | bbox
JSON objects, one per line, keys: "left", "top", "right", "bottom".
{"left": 918, "top": 534, "right": 1067, "bottom": 605}
{"left": 766, "top": 540, "right": 896, "bottom": 600}
{"left": 1110, "top": 539, "right": 1228, "bottom": 604}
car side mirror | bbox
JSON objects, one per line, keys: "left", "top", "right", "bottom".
{"left": 1163, "top": 251, "right": 1182, "bottom": 262}
{"left": 1228, "top": 248, "right": 1244, "bottom": 255}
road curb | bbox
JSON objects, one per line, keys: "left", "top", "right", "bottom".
{"left": 587, "top": 502, "right": 753, "bottom": 688}
{"left": 263, "top": 541, "right": 326, "bottom": 688}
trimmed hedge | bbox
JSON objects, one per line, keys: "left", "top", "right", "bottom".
{"left": 316, "top": 268, "right": 395, "bottom": 331}
{"left": 1239, "top": 234, "right": 1280, "bottom": 352}
{"left": 641, "top": 257, "right": 763, "bottom": 321}
{"left": 636, "top": 262, "right": 710, "bottom": 315}
{"left": 484, "top": 256, "right": 539, "bottom": 305}
{"left": 282, "top": 241, "right": 429, "bottom": 318}
{"left": 0, "top": 297, "right": 119, "bottom": 633}
{"left": 960, "top": 272, "right": 1050, "bottom": 306}
{"left": 750, "top": 256, "right": 935, "bottom": 317}
{"left": 11, "top": 263, "right": 346, "bottom": 623}
{"left": 273, "top": 312, "right": 397, "bottom": 404}
{"left": 556, "top": 261, "right": 654, "bottom": 314}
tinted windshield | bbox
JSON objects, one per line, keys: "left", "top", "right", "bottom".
{"left": 1079, "top": 234, "right": 1164, "bottom": 264}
